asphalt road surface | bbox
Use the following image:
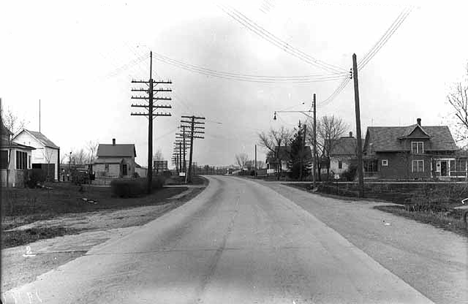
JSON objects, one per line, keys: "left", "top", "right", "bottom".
{"left": 4, "top": 176, "right": 466, "bottom": 303}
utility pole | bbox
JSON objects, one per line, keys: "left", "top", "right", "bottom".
{"left": 131, "top": 51, "right": 172, "bottom": 194}
{"left": 255, "top": 144, "right": 258, "bottom": 172}
{"left": 312, "top": 93, "right": 317, "bottom": 188}
{"left": 299, "top": 122, "right": 307, "bottom": 181}
{"left": 352, "top": 54, "right": 365, "bottom": 197}
{"left": 181, "top": 115, "right": 205, "bottom": 183}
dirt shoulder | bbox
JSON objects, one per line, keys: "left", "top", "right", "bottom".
{"left": 1, "top": 185, "right": 206, "bottom": 292}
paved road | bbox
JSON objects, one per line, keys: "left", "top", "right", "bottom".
{"left": 4, "top": 176, "right": 464, "bottom": 303}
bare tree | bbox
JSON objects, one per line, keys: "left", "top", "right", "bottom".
{"left": 86, "top": 140, "right": 99, "bottom": 164}
{"left": 258, "top": 126, "right": 293, "bottom": 179}
{"left": 41, "top": 147, "right": 55, "bottom": 181}
{"left": 71, "top": 148, "right": 88, "bottom": 165}
{"left": 1, "top": 107, "right": 25, "bottom": 187}
{"left": 307, "top": 115, "right": 348, "bottom": 178}
{"left": 447, "top": 63, "right": 468, "bottom": 147}
{"left": 235, "top": 153, "right": 249, "bottom": 169}
{"left": 153, "top": 149, "right": 165, "bottom": 161}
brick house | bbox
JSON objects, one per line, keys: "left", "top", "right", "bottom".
{"left": 13, "top": 129, "right": 60, "bottom": 181}
{"left": 363, "top": 118, "right": 467, "bottom": 180}
{"left": 94, "top": 139, "right": 136, "bottom": 184}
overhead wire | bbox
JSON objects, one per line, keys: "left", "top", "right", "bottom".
{"left": 218, "top": 4, "right": 346, "bottom": 74}
{"left": 319, "top": 6, "right": 413, "bottom": 107}
{"left": 151, "top": 52, "right": 346, "bottom": 83}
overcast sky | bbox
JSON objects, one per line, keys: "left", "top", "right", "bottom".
{"left": 1, "top": 0, "right": 467, "bottom": 167}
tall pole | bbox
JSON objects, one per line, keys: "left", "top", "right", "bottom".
{"left": 179, "top": 141, "right": 182, "bottom": 173}
{"left": 131, "top": 51, "right": 172, "bottom": 194}
{"left": 255, "top": 145, "right": 257, "bottom": 171}
{"left": 147, "top": 52, "right": 154, "bottom": 194}
{"left": 313, "top": 93, "right": 317, "bottom": 188}
{"left": 352, "top": 54, "right": 365, "bottom": 197}
{"left": 300, "top": 123, "right": 306, "bottom": 181}
{"left": 187, "top": 118, "right": 195, "bottom": 183}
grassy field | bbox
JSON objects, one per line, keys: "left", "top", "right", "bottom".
{"left": 286, "top": 182, "right": 468, "bottom": 237}
{"left": 1, "top": 179, "right": 198, "bottom": 248}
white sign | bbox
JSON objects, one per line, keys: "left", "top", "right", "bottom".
{"left": 179, "top": 172, "right": 186, "bottom": 177}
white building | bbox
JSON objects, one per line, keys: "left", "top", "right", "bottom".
{"left": 13, "top": 129, "right": 60, "bottom": 181}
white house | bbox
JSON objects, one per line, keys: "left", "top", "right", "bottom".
{"left": 94, "top": 138, "right": 137, "bottom": 184}
{"left": 1, "top": 124, "right": 35, "bottom": 187}
{"left": 13, "top": 129, "right": 60, "bottom": 181}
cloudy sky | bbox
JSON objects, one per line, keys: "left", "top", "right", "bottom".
{"left": 1, "top": 0, "right": 467, "bottom": 167}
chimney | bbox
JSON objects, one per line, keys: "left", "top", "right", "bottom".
{"left": 349, "top": 131, "right": 353, "bottom": 138}
{"left": 417, "top": 118, "right": 421, "bottom": 126}
{"left": 112, "top": 138, "right": 116, "bottom": 145}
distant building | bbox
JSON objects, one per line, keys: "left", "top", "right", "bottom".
{"left": 94, "top": 138, "right": 136, "bottom": 184}
{"left": 328, "top": 132, "right": 358, "bottom": 177}
{"left": 14, "top": 129, "right": 60, "bottom": 181}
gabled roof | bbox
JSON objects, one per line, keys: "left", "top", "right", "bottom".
{"left": 365, "top": 124, "right": 458, "bottom": 152}
{"left": 1, "top": 139, "right": 35, "bottom": 150}
{"left": 15, "top": 129, "right": 59, "bottom": 149}
{"left": 330, "top": 137, "right": 357, "bottom": 156}
{"left": 96, "top": 144, "right": 136, "bottom": 158}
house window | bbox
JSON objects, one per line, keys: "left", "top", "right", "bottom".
{"left": 338, "top": 161, "right": 342, "bottom": 169}
{"left": 104, "top": 164, "right": 109, "bottom": 172}
{"left": 382, "top": 159, "right": 388, "bottom": 166}
{"left": 412, "top": 160, "right": 424, "bottom": 172}
{"left": 411, "top": 142, "right": 424, "bottom": 154}
{"left": 122, "top": 164, "right": 128, "bottom": 176}
{"left": 364, "top": 160, "right": 378, "bottom": 172}
{"left": 0, "top": 150, "right": 8, "bottom": 169}
{"left": 16, "top": 151, "right": 27, "bottom": 169}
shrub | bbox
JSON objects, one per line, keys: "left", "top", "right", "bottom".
{"left": 27, "top": 169, "right": 46, "bottom": 188}
{"left": 341, "top": 163, "right": 358, "bottom": 181}
{"left": 110, "top": 176, "right": 166, "bottom": 198}
{"left": 110, "top": 179, "right": 146, "bottom": 198}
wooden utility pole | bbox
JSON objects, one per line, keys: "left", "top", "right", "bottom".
{"left": 352, "top": 53, "right": 365, "bottom": 197}
{"left": 131, "top": 51, "right": 172, "bottom": 194}
{"left": 312, "top": 93, "right": 317, "bottom": 188}
{"left": 255, "top": 144, "right": 257, "bottom": 172}
{"left": 299, "top": 122, "right": 307, "bottom": 181}
{"left": 181, "top": 116, "right": 205, "bottom": 183}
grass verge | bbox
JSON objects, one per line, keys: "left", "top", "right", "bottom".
{"left": 1, "top": 184, "right": 201, "bottom": 249}
{"left": 375, "top": 205, "right": 468, "bottom": 238}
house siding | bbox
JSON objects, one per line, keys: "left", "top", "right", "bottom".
{"left": 14, "top": 132, "right": 60, "bottom": 181}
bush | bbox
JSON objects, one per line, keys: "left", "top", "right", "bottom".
{"left": 341, "top": 163, "right": 358, "bottom": 181}
{"left": 27, "top": 169, "right": 46, "bottom": 188}
{"left": 110, "top": 176, "right": 166, "bottom": 198}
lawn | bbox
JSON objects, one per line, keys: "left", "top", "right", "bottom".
{"left": 286, "top": 182, "right": 468, "bottom": 237}
{"left": 1, "top": 180, "right": 192, "bottom": 248}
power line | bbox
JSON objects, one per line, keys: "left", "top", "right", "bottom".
{"left": 218, "top": 4, "right": 346, "bottom": 74}
{"left": 152, "top": 52, "right": 346, "bottom": 83}
{"left": 319, "top": 7, "right": 413, "bottom": 107}
{"left": 358, "top": 7, "right": 413, "bottom": 69}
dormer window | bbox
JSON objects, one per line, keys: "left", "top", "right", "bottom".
{"left": 411, "top": 141, "right": 424, "bottom": 154}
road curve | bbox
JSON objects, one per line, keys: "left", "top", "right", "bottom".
{"left": 4, "top": 176, "right": 433, "bottom": 304}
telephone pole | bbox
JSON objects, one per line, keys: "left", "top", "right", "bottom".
{"left": 352, "top": 54, "right": 365, "bottom": 197}
{"left": 312, "top": 93, "right": 317, "bottom": 188}
{"left": 181, "top": 115, "right": 205, "bottom": 183}
{"left": 131, "top": 51, "right": 172, "bottom": 194}
{"left": 299, "top": 122, "right": 307, "bottom": 181}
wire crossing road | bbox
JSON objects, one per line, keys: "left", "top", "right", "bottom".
{"left": 6, "top": 176, "right": 445, "bottom": 303}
